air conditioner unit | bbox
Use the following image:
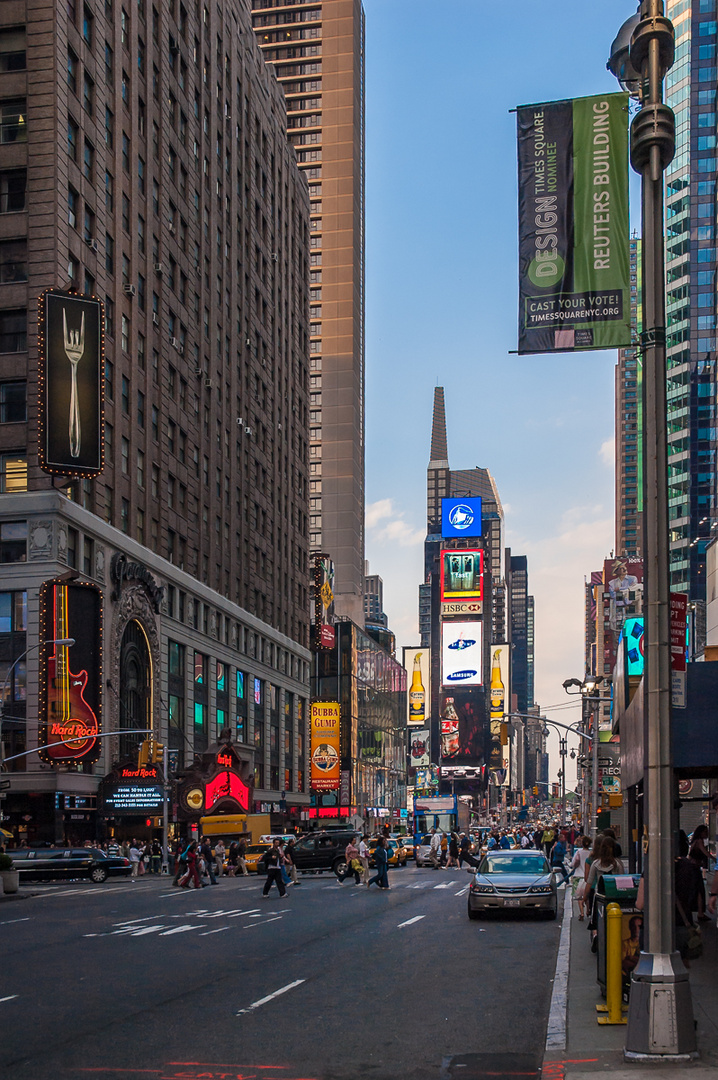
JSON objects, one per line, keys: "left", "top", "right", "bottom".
{"left": 168, "top": 223, "right": 176, "bottom": 235}
{"left": 271, "top": 252, "right": 278, "bottom": 262}
{"left": 277, "top": 423, "right": 282, "bottom": 431}
{"left": 85, "top": 237, "right": 98, "bottom": 252}
{"left": 204, "top": 377, "right": 213, "bottom": 389}
{"left": 123, "top": 284, "right": 136, "bottom": 296}
{"left": 177, "top": 345, "right": 184, "bottom": 356}
{"left": 154, "top": 262, "right": 164, "bottom": 274}
{"left": 152, "top": 313, "right": 159, "bottom": 326}
{"left": 194, "top": 367, "right": 203, "bottom": 376}
{"left": 244, "top": 426, "right": 252, "bottom": 435}
{"left": 170, "top": 336, "right": 179, "bottom": 348}
{"left": 236, "top": 417, "right": 244, "bottom": 426}
{"left": 245, "top": 337, "right": 251, "bottom": 346}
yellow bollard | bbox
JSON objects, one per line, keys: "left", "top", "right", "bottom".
{"left": 597, "top": 901, "right": 627, "bottom": 1025}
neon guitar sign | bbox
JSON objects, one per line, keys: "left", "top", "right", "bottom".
{"left": 46, "top": 584, "right": 98, "bottom": 760}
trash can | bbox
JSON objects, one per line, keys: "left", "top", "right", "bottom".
{"left": 594, "top": 873, "right": 641, "bottom": 997}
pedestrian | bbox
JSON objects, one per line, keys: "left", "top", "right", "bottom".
{"left": 444, "top": 832, "right": 460, "bottom": 869}
{"left": 428, "top": 828, "right": 442, "bottom": 869}
{"left": 458, "top": 832, "right": 477, "bottom": 869}
{"left": 237, "top": 836, "right": 249, "bottom": 877}
{"left": 173, "top": 839, "right": 187, "bottom": 885}
{"left": 689, "top": 824, "right": 711, "bottom": 921}
{"left": 674, "top": 833, "right": 704, "bottom": 967}
{"left": 107, "top": 837, "right": 120, "bottom": 857}
{"left": 151, "top": 838, "right": 162, "bottom": 874}
{"left": 358, "top": 834, "right": 370, "bottom": 884}
{"left": 550, "top": 832, "right": 570, "bottom": 885}
{"left": 533, "top": 825, "right": 543, "bottom": 851}
{"left": 129, "top": 841, "right": 141, "bottom": 879}
{"left": 520, "top": 831, "right": 531, "bottom": 849}
{"left": 337, "top": 836, "right": 361, "bottom": 884}
{"left": 179, "top": 840, "right": 202, "bottom": 889}
{"left": 285, "top": 838, "right": 300, "bottom": 886}
{"left": 571, "top": 836, "right": 592, "bottom": 920}
{"left": 262, "top": 837, "right": 288, "bottom": 898}
{"left": 499, "top": 831, "right": 512, "bottom": 850}
{"left": 541, "top": 825, "right": 555, "bottom": 857}
{"left": 227, "top": 841, "right": 239, "bottom": 877}
{"left": 368, "top": 836, "right": 390, "bottom": 889}
{"left": 200, "top": 836, "right": 218, "bottom": 885}
{"left": 585, "top": 836, "right": 622, "bottom": 951}
{"left": 214, "top": 838, "right": 226, "bottom": 880}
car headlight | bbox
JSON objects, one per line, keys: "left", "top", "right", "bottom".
{"left": 529, "top": 885, "right": 553, "bottom": 894}
{"left": 471, "top": 884, "right": 495, "bottom": 894}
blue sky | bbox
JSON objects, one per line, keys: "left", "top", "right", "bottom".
{"left": 362, "top": 0, "right": 640, "bottom": 779}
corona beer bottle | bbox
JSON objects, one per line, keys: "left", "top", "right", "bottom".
{"left": 409, "top": 652, "right": 425, "bottom": 723}
{"left": 490, "top": 649, "right": 505, "bottom": 720}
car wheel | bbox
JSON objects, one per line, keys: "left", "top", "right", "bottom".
{"left": 467, "top": 900, "right": 481, "bottom": 921}
{"left": 333, "top": 858, "right": 348, "bottom": 878}
{"left": 90, "top": 866, "right": 108, "bottom": 884}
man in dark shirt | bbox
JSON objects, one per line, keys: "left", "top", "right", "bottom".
{"left": 262, "top": 838, "right": 288, "bottom": 898}
{"left": 200, "top": 836, "right": 218, "bottom": 885}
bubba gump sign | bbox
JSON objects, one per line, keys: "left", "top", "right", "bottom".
{"left": 310, "top": 701, "right": 341, "bottom": 792}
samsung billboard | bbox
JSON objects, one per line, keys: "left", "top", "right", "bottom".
{"left": 441, "top": 497, "right": 482, "bottom": 539}
{"left": 441, "top": 620, "right": 483, "bottom": 687}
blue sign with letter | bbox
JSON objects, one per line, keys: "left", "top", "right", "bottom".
{"left": 441, "top": 497, "right": 482, "bottom": 539}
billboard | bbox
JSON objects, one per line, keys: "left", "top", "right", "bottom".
{"left": 442, "top": 621, "right": 483, "bottom": 686}
{"left": 403, "top": 646, "right": 429, "bottom": 726}
{"left": 409, "top": 728, "right": 430, "bottom": 768}
{"left": 38, "top": 289, "right": 104, "bottom": 477}
{"left": 489, "top": 645, "right": 509, "bottom": 769}
{"left": 311, "top": 553, "right": 335, "bottom": 650}
{"left": 439, "top": 688, "right": 485, "bottom": 762}
{"left": 441, "top": 497, "right": 482, "bottom": 539}
{"left": 310, "top": 701, "right": 340, "bottom": 791}
{"left": 38, "top": 580, "right": 102, "bottom": 765}
{"left": 622, "top": 617, "right": 644, "bottom": 677}
{"left": 440, "top": 549, "right": 483, "bottom": 602}
{"left": 517, "top": 93, "right": 630, "bottom": 354}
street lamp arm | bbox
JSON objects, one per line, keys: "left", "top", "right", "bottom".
{"left": 1, "top": 728, "right": 154, "bottom": 766}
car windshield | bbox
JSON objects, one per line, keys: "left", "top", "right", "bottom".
{"left": 480, "top": 855, "right": 549, "bottom": 875}
{"left": 245, "top": 845, "right": 269, "bottom": 855}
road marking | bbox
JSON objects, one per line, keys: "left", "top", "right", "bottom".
{"left": 236, "top": 978, "right": 305, "bottom": 1016}
{"left": 0, "top": 917, "right": 31, "bottom": 927}
{"left": 546, "top": 885, "right": 572, "bottom": 1051}
{"left": 113, "top": 916, "right": 161, "bottom": 926}
{"left": 433, "top": 882, "right": 455, "bottom": 890}
{"left": 199, "top": 926, "right": 231, "bottom": 935}
{"left": 455, "top": 886, "right": 470, "bottom": 897}
{"left": 227, "top": 908, "right": 260, "bottom": 918}
{"left": 159, "top": 924, "right": 205, "bottom": 936}
{"left": 0, "top": 995, "right": 19, "bottom": 1003}
{"left": 397, "top": 915, "right": 426, "bottom": 928}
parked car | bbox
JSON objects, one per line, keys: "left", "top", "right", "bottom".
{"left": 467, "top": 849, "right": 557, "bottom": 920}
{"left": 286, "top": 830, "right": 361, "bottom": 877}
{"left": 10, "top": 848, "right": 131, "bottom": 884}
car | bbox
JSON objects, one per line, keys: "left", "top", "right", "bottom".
{"left": 243, "top": 843, "right": 273, "bottom": 873}
{"left": 368, "top": 837, "right": 407, "bottom": 868}
{"left": 467, "top": 849, "right": 558, "bottom": 920}
{"left": 415, "top": 834, "right": 437, "bottom": 867}
{"left": 289, "top": 830, "right": 361, "bottom": 877}
{"left": 10, "top": 847, "right": 131, "bottom": 884}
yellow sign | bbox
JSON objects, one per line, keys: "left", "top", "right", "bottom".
{"left": 186, "top": 788, "right": 204, "bottom": 811}
{"left": 310, "top": 701, "right": 341, "bottom": 791}
{"left": 320, "top": 581, "right": 333, "bottom": 610}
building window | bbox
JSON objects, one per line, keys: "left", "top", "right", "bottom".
{"left": 83, "top": 72, "right": 94, "bottom": 116}
{"left": 83, "top": 139, "right": 94, "bottom": 180}
{"left": 67, "top": 48, "right": 78, "bottom": 93}
{"left": 67, "top": 117, "right": 79, "bottom": 160}
{"left": 0, "top": 589, "right": 26, "bottom": 632}
{"left": 0, "top": 309, "right": 26, "bottom": 352}
{"left": 0, "top": 169, "right": 25, "bottom": 213}
{"left": 0, "top": 240, "right": 26, "bottom": 283}
{"left": 0, "top": 29, "right": 26, "bottom": 73}
{"left": 1, "top": 99, "right": 26, "bottom": 144}
{"left": 0, "top": 520, "right": 26, "bottom": 561}
{"left": 0, "top": 381, "right": 25, "bottom": 423}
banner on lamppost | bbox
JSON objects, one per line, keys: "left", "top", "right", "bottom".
{"left": 516, "top": 92, "right": 630, "bottom": 355}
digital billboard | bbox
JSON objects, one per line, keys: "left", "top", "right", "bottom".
{"left": 310, "top": 701, "right": 340, "bottom": 791}
{"left": 489, "top": 644, "right": 509, "bottom": 768}
{"left": 409, "top": 728, "right": 430, "bottom": 768}
{"left": 622, "top": 617, "right": 644, "bottom": 677}
{"left": 311, "top": 553, "right": 335, "bottom": 650}
{"left": 439, "top": 688, "right": 485, "bottom": 762}
{"left": 442, "top": 621, "right": 483, "bottom": 687}
{"left": 38, "top": 580, "right": 102, "bottom": 765}
{"left": 441, "top": 497, "right": 482, "bottom": 539}
{"left": 38, "top": 289, "right": 105, "bottom": 477}
{"left": 440, "top": 549, "right": 483, "bottom": 603}
{"left": 403, "top": 646, "right": 429, "bottom": 726}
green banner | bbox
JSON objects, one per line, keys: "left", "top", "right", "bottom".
{"left": 517, "top": 93, "right": 631, "bottom": 354}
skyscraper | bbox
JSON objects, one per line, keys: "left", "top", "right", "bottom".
{"left": 252, "top": 0, "right": 366, "bottom": 624}
{"left": 505, "top": 552, "right": 535, "bottom": 716}
{"left": 615, "top": 237, "right": 643, "bottom": 560}
{"left": 664, "top": 0, "right": 718, "bottom": 617}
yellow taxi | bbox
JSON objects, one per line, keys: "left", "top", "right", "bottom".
{"left": 243, "top": 842, "right": 273, "bottom": 873}
{"left": 368, "top": 836, "right": 408, "bottom": 868}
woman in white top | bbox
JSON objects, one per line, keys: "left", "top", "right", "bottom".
{"left": 571, "top": 835, "right": 592, "bottom": 920}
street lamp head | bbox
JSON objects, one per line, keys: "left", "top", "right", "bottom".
{"left": 52, "top": 638, "right": 75, "bottom": 647}
{"left": 562, "top": 678, "right": 582, "bottom": 690}
{"left": 607, "top": 11, "right": 642, "bottom": 96}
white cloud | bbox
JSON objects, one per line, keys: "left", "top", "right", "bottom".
{"left": 365, "top": 498, "right": 394, "bottom": 529}
{"left": 366, "top": 499, "right": 424, "bottom": 547}
{"left": 599, "top": 438, "right": 615, "bottom": 468}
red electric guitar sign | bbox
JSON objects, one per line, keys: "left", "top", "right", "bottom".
{"left": 39, "top": 580, "right": 102, "bottom": 764}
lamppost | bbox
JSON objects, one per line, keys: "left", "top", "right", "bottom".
{"left": 562, "top": 678, "right": 603, "bottom": 837}
{"left": 558, "top": 737, "right": 567, "bottom": 823}
{"left": 0, "top": 638, "right": 75, "bottom": 768}
{"left": 607, "top": 2, "right": 696, "bottom": 1058}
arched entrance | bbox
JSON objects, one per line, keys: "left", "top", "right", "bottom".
{"left": 118, "top": 619, "right": 152, "bottom": 761}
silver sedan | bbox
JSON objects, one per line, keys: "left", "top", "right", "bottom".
{"left": 467, "top": 850, "right": 558, "bottom": 920}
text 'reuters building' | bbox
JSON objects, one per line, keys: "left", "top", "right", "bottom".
{"left": 252, "top": 0, "right": 366, "bottom": 625}
{"left": 0, "top": 0, "right": 314, "bottom": 842}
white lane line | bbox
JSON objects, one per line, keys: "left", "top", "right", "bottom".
{"left": 130, "top": 924, "right": 169, "bottom": 936}
{"left": 397, "top": 915, "right": 426, "bottom": 928}
{"left": 158, "top": 923, "right": 205, "bottom": 936}
{"left": 227, "top": 908, "right": 260, "bottom": 918}
{"left": 244, "top": 916, "right": 282, "bottom": 927}
{"left": 433, "top": 883, "right": 454, "bottom": 890}
{"left": 455, "top": 887, "right": 470, "bottom": 897}
{"left": 0, "top": 917, "right": 31, "bottom": 927}
{"left": 113, "top": 916, "right": 161, "bottom": 926}
{"left": 199, "top": 926, "right": 231, "bottom": 936}
{"left": 236, "top": 978, "right": 305, "bottom": 1016}
{"left": 0, "top": 995, "right": 19, "bottom": 1003}
{"left": 546, "top": 885, "right": 572, "bottom": 1051}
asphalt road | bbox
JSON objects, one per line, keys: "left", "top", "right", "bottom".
{"left": 0, "top": 864, "right": 563, "bottom": 1080}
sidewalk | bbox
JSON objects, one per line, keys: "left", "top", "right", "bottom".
{"left": 544, "top": 880, "right": 718, "bottom": 1079}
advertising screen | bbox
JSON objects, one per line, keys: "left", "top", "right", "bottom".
{"left": 409, "top": 728, "right": 430, "bottom": 768}
{"left": 622, "top": 617, "right": 644, "bottom": 677}
{"left": 310, "top": 701, "right": 341, "bottom": 791}
{"left": 403, "top": 646, "right": 429, "bottom": 726}
{"left": 440, "top": 549, "right": 483, "bottom": 603}
{"left": 100, "top": 783, "right": 164, "bottom": 814}
{"left": 442, "top": 621, "right": 483, "bottom": 686}
{"left": 38, "top": 289, "right": 105, "bottom": 477}
{"left": 439, "top": 688, "right": 485, "bottom": 762}
{"left": 489, "top": 644, "right": 509, "bottom": 768}
{"left": 311, "top": 553, "right": 335, "bottom": 650}
{"left": 441, "top": 497, "right": 482, "bottom": 539}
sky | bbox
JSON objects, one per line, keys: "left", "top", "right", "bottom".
{"left": 361, "top": 0, "right": 640, "bottom": 787}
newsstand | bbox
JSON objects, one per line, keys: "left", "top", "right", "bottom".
{"left": 594, "top": 873, "right": 642, "bottom": 997}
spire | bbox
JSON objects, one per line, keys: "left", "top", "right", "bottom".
{"left": 429, "top": 386, "right": 449, "bottom": 469}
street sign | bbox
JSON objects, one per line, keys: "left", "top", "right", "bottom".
{"left": 0, "top": 779, "right": 10, "bottom": 790}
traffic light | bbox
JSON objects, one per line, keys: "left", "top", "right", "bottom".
{"left": 533, "top": 785, "right": 539, "bottom": 796}
{"left": 137, "top": 740, "right": 151, "bottom": 768}
{"left": 552, "top": 783, "right": 559, "bottom": 798}
{"left": 151, "top": 741, "right": 165, "bottom": 764}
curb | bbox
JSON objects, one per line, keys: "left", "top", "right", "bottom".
{"left": 546, "top": 885, "right": 573, "bottom": 1051}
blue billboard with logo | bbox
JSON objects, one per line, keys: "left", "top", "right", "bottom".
{"left": 441, "top": 497, "right": 482, "bottom": 539}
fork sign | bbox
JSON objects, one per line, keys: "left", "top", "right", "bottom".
{"left": 63, "top": 308, "right": 85, "bottom": 459}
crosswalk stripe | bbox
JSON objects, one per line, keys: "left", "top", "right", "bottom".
{"left": 159, "top": 924, "right": 205, "bottom": 936}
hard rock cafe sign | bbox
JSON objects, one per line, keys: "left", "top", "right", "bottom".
{"left": 110, "top": 552, "right": 165, "bottom": 613}
{"left": 175, "top": 737, "right": 254, "bottom": 820}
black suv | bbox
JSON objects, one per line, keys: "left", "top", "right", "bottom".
{"left": 10, "top": 848, "right": 131, "bottom": 884}
{"left": 258, "top": 831, "right": 360, "bottom": 877}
